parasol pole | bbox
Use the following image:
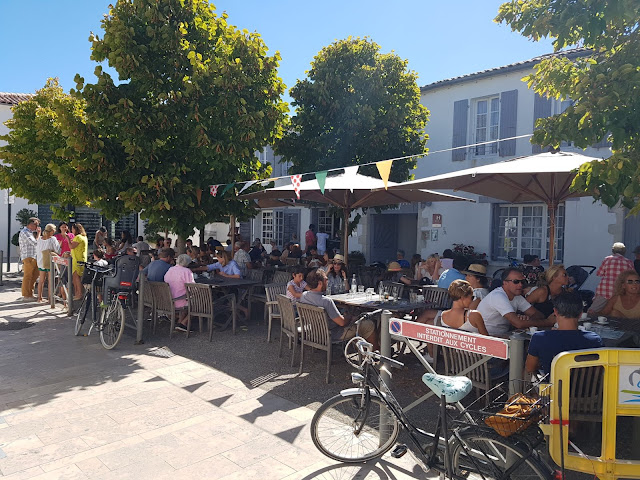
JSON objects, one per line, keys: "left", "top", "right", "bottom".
{"left": 343, "top": 208, "right": 350, "bottom": 266}
{"left": 548, "top": 202, "right": 556, "bottom": 265}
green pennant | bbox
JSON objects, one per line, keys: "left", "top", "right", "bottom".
{"left": 315, "top": 171, "right": 328, "bottom": 194}
{"left": 221, "top": 183, "right": 235, "bottom": 197}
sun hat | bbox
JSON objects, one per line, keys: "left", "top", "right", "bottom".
{"left": 387, "top": 261, "right": 403, "bottom": 272}
{"left": 333, "top": 254, "right": 345, "bottom": 264}
{"left": 461, "top": 264, "right": 488, "bottom": 277}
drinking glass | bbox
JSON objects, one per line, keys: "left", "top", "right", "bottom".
{"left": 409, "top": 291, "right": 417, "bottom": 303}
{"left": 358, "top": 285, "right": 365, "bottom": 294}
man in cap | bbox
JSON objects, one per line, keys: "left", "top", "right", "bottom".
{"left": 589, "top": 242, "right": 634, "bottom": 313}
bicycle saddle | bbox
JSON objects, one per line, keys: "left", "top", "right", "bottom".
{"left": 422, "top": 373, "right": 472, "bottom": 403}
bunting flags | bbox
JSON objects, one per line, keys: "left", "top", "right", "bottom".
{"left": 315, "top": 171, "right": 328, "bottom": 194}
{"left": 376, "top": 159, "right": 394, "bottom": 189}
{"left": 290, "top": 174, "right": 302, "bottom": 199}
{"left": 344, "top": 165, "right": 359, "bottom": 177}
{"left": 239, "top": 180, "right": 257, "bottom": 195}
{"left": 209, "top": 185, "right": 219, "bottom": 197}
{"left": 221, "top": 183, "right": 235, "bottom": 197}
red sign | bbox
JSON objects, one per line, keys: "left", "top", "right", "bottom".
{"left": 390, "top": 319, "right": 509, "bottom": 360}
{"left": 432, "top": 214, "right": 442, "bottom": 228}
{"left": 53, "top": 256, "right": 69, "bottom": 266}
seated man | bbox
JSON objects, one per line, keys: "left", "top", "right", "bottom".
{"left": 526, "top": 291, "right": 603, "bottom": 376}
{"left": 396, "top": 249, "right": 410, "bottom": 269}
{"left": 141, "top": 248, "right": 174, "bottom": 281}
{"left": 299, "top": 269, "right": 378, "bottom": 349}
{"left": 477, "top": 267, "right": 551, "bottom": 336}
{"left": 437, "top": 255, "right": 469, "bottom": 289}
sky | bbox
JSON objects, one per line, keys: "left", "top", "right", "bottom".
{"left": 0, "top": 0, "right": 556, "bottom": 106}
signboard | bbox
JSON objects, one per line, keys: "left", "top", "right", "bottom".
{"left": 53, "top": 256, "right": 69, "bottom": 266}
{"left": 618, "top": 365, "right": 640, "bottom": 405}
{"left": 389, "top": 318, "right": 509, "bottom": 360}
{"left": 432, "top": 214, "right": 442, "bottom": 228}
{"left": 3, "top": 191, "right": 15, "bottom": 205}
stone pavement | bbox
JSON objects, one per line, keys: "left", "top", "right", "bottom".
{"left": 0, "top": 278, "right": 429, "bottom": 480}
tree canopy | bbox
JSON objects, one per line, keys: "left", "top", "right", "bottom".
{"left": 0, "top": 78, "right": 85, "bottom": 215}
{"left": 275, "top": 37, "right": 429, "bottom": 182}
{"left": 57, "top": 0, "right": 287, "bottom": 237}
{"left": 497, "top": 0, "right": 640, "bottom": 213}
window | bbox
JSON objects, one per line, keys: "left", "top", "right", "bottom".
{"left": 261, "top": 210, "right": 284, "bottom": 246}
{"left": 318, "top": 209, "right": 336, "bottom": 237}
{"left": 473, "top": 96, "right": 500, "bottom": 156}
{"left": 492, "top": 203, "right": 565, "bottom": 262}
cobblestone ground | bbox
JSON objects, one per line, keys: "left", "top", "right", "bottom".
{"left": 0, "top": 271, "right": 438, "bottom": 480}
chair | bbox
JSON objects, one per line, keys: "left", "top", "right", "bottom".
{"left": 265, "top": 283, "right": 288, "bottom": 342}
{"left": 141, "top": 274, "right": 155, "bottom": 329}
{"left": 284, "top": 257, "right": 300, "bottom": 266}
{"left": 442, "top": 346, "right": 492, "bottom": 405}
{"left": 148, "top": 281, "right": 178, "bottom": 338}
{"left": 297, "top": 302, "right": 335, "bottom": 384}
{"left": 422, "top": 285, "right": 453, "bottom": 310}
{"left": 379, "top": 281, "right": 404, "bottom": 299}
{"left": 246, "top": 269, "right": 267, "bottom": 321}
{"left": 185, "top": 283, "right": 213, "bottom": 339}
{"left": 273, "top": 270, "right": 291, "bottom": 284}
{"left": 276, "top": 294, "right": 301, "bottom": 366}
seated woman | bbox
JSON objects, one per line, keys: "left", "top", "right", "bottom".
{"left": 525, "top": 264, "right": 570, "bottom": 319}
{"left": 461, "top": 264, "right": 490, "bottom": 309}
{"left": 327, "top": 255, "right": 349, "bottom": 294}
{"left": 199, "top": 250, "right": 241, "bottom": 278}
{"left": 164, "top": 254, "right": 195, "bottom": 333}
{"left": 439, "top": 279, "right": 489, "bottom": 335}
{"left": 286, "top": 266, "right": 307, "bottom": 304}
{"left": 598, "top": 269, "right": 640, "bottom": 319}
{"left": 401, "top": 254, "right": 440, "bottom": 286}
{"left": 104, "top": 238, "right": 117, "bottom": 260}
{"left": 288, "top": 243, "right": 303, "bottom": 259}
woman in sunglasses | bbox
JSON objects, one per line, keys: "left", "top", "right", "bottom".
{"left": 525, "top": 265, "right": 571, "bottom": 318}
{"left": 598, "top": 270, "right": 640, "bottom": 319}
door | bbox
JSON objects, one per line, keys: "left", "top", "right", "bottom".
{"left": 369, "top": 215, "right": 399, "bottom": 264}
{"left": 283, "top": 209, "right": 300, "bottom": 245}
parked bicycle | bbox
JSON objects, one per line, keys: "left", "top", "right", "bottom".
{"left": 311, "top": 331, "right": 555, "bottom": 479}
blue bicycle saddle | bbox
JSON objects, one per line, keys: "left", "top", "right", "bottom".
{"left": 422, "top": 373, "right": 472, "bottom": 403}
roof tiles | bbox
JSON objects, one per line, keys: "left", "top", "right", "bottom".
{"left": 0, "top": 92, "right": 34, "bottom": 105}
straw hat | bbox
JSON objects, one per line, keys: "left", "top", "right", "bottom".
{"left": 333, "top": 254, "right": 345, "bottom": 264}
{"left": 461, "top": 264, "right": 487, "bottom": 277}
{"left": 387, "top": 261, "right": 403, "bottom": 272}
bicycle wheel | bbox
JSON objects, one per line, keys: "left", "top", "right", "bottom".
{"left": 311, "top": 393, "right": 400, "bottom": 463}
{"left": 451, "top": 428, "right": 551, "bottom": 480}
{"left": 74, "top": 291, "right": 90, "bottom": 336}
{"left": 99, "top": 299, "right": 125, "bottom": 349}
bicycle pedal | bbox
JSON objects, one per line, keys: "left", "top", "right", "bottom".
{"left": 390, "top": 444, "right": 408, "bottom": 458}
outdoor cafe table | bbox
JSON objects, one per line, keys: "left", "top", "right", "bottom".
{"left": 580, "top": 316, "right": 640, "bottom": 347}
{"left": 194, "top": 275, "right": 260, "bottom": 332}
{"left": 328, "top": 292, "right": 432, "bottom": 316}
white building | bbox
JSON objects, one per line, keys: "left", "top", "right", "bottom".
{"left": 0, "top": 92, "right": 37, "bottom": 264}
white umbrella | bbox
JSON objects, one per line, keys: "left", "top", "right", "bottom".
{"left": 385, "top": 151, "right": 601, "bottom": 264}
{"left": 241, "top": 172, "right": 474, "bottom": 264}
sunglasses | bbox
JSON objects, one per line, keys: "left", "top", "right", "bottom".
{"left": 504, "top": 279, "right": 526, "bottom": 285}
{"left": 626, "top": 279, "right": 640, "bottom": 284}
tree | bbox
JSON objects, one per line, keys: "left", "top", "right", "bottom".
{"left": 57, "top": 0, "right": 287, "bottom": 238}
{"left": 496, "top": 0, "right": 640, "bottom": 213}
{"left": 276, "top": 37, "right": 428, "bottom": 181}
{"left": 0, "top": 78, "right": 86, "bottom": 216}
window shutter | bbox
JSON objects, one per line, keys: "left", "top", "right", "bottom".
{"left": 451, "top": 99, "right": 468, "bottom": 161}
{"left": 311, "top": 208, "right": 319, "bottom": 229}
{"left": 499, "top": 90, "right": 518, "bottom": 157}
{"left": 532, "top": 93, "right": 552, "bottom": 154}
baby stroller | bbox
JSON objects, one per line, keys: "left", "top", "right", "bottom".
{"left": 565, "top": 264, "right": 597, "bottom": 310}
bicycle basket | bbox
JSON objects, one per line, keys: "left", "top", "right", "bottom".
{"left": 473, "top": 393, "right": 549, "bottom": 437}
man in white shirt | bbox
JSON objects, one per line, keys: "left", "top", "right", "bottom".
{"left": 132, "top": 236, "right": 150, "bottom": 255}
{"left": 316, "top": 228, "right": 330, "bottom": 255}
{"left": 477, "top": 267, "right": 549, "bottom": 336}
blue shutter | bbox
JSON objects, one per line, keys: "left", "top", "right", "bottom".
{"left": 532, "top": 93, "right": 552, "bottom": 154}
{"left": 499, "top": 90, "right": 518, "bottom": 157}
{"left": 451, "top": 99, "right": 468, "bottom": 161}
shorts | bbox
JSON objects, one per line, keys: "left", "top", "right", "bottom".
{"left": 339, "top": 318, "right": 376, "bottom": 341}
{"left": 38, "top": 268, "right": 50, "bottom": 272}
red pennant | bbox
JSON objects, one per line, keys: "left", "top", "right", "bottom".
{"left": 210, "top": 185, "right": 219, "bottom": 197}
{"left": 290, "top": 174, "right": 302, "bottom": 199}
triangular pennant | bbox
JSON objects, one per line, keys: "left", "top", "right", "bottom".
{"left": 209, "top": 185, "right": 219, "bottom": 197}
{"left": 221, "top": 183, "right": 235, "bottom": 197}
{"left": 376, "top": 159, "right": 394, "bottom": 189}
{"left": 344, "top": 165, "right": 359, "bottom": 177}
{"left": 290, "top": 174, "right": 302, "bottom": 199}
{"left": 239, "top": 180, "right": 257, "bottom": 195}
{"left": 315, "top": 171, "right": 328, "bottom": 194}
{"left": 196, "top": 188, "right": 202, "bottom": 205}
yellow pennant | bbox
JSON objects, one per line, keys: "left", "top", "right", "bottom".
{"left": 376, "top": 160, "right": 394, "bottom": 189}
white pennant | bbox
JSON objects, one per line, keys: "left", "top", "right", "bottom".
{"left": 239, "top": 180, "right": 257, "bottom": 195}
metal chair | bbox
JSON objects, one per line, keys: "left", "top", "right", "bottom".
{"left": 422, "top": 285, "right": 453, "bottom": 310}
{"left": 272, "top": 270, "right": 291, "bottom": 284}
{"left": 264, "top": 283, "right": 287, "bottom": 342}
{"left": 284, "top": 257, "right": 301, "bottom": 266}
{"left": 379, "top": 281, "right": 405, "bottom": 299}
{"left": 148, "top": 281, "right": 178, "bottom": 338}
{"left": 276, "top": 294, "right": 301, "bottom": 366}
{"left": 246, "top": 269, "right": 266, "bottom": 321}
{"left": 297, "top": 302, "right": 334, "bottom": 384}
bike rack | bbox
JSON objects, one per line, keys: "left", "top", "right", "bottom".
{"left": 48, "top": 256, "right": 73, "bottom": 315}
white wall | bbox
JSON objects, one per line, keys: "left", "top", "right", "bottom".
{"left": 0, "top": 104, "right": 39, "bottom": 263}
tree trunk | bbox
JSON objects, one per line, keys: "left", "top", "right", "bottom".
{"left": 199, "top": 224, "right": 205, "bottom": 246}
{"left": 175, "top": 236, "right": 186, "bottom": 255}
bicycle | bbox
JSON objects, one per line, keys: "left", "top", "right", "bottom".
{"left": 310, "top": 334, "right": 555, "bottom": 479}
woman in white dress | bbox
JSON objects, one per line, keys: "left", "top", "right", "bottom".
{"left": 36, "top": 224, "right": 61, "bottom": 302}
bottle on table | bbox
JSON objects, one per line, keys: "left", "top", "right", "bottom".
{"left": 351, "top": 274, "right": 357, "bottom": 294}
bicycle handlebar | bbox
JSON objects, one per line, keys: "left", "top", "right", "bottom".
{"left": 354, "top": 339, "right": 404, "bottom": 369}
